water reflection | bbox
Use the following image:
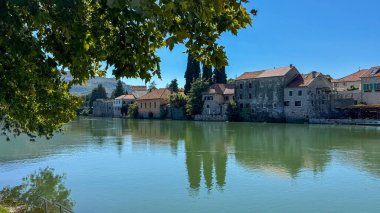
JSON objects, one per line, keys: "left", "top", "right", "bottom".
{"left": 2, "top": 118, "right": 380, "bottom": 192}
{"left": 0, "top": 167, "right": 74, "bottom": 212}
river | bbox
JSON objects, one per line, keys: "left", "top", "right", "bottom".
{"left": 1, "top": 118, "right": 380, "bottom": 212}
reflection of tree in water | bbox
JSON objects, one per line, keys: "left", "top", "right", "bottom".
{"left": 184, "top": 122, "right": 228, "bottom": 192}
{"left": 0, "top": 167, "right": 74, "bottom": 213}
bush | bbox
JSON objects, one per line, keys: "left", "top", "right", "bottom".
{"left": 128, "top": 102, "right": 139, "bottom": 118}
{"left": 226, "top": 100, "right": 241, "bottom": 121}
{"left": 169, "top": 93, "right": 188, "bottom": 108}
{"left": 0, "top": 206, "right": 9, "bottom": 213}
{"left": 186, "top": 79, "right": 209, "bottom": 116}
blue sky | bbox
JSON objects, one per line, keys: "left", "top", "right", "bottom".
{"left": 111, "top": 0, "right": 380, "bottom": 88}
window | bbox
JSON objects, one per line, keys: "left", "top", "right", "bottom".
{"left": 239, "top": 94, "right": 243, "bottom": 99}
{"left": 240, "top": 104, "right": 243, "bottom": 109}
{"left": 149, "top": 102, "right": 151, "bottom": 108}
{"left": 224, "top": 96, "right": 229, "bottom": 101}
{"left": 289, "top": 91, "right": 293, "bottom": 97}
{"left": 154, "top": 102, "right": 157, "bottom": 108}
{"left": 245, "top": 104, "right": 250, "bottom": 108}
{"left": 375, "top": 83, "right": 380, "bottom": 91}
{"left": 284, "top": 101, "right": 290, "bottom": 106}
{"left": 140, "top": 103, "right": 142, "bottom": 108}
{"left": 249, "top": 93, "right": 252, "bottom": 99}
{"left": 298, "top": 90, "right": 303, "bottom": 96}
{"left": 145, "top": 102, "right": 147, "bottom": 108}
{"left": 240, "top": 84, "right": 243, "bottom": 89}
{"left": 206, "top": 104, "right": 210, "bottom": 108}
{"left": 249, "top": 82, "right": 252, "bottom": 88}
{"left": 364, "top": 84, "right": 373, "bottom": 92}
{"left": 295, "top": 101, "right": 302, "bottom": 107}
{"left": 273, "top": 103, "right": 277, "bottom": 108}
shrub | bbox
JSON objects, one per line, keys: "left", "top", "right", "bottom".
{"left": 226, "top": 100, "right": 241, "bottom": 121}
{"left": 169, "top": 93, "right": 188, "bottom": 108}
{"left": 127, "top": 102, "right": 139, "bottom": 118}
{"left": 186, "top": 79, "right": 209, "bottom": 116}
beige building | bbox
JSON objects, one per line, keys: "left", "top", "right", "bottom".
{"left": 235, "top": 65, "right": 300, "bottom": 122}
{"left": 113, "top": 94, "right": 136, "bottom": 117}
{"left": 201, "top": 84, "right": 235, "bottom": 116}
{"left": 361, "top": 66, "right": 380, "bottom": 104}
{"left": 332, "top": 68, "right": 368, "bottom": 91}
{"left": 284, "top": 72, "right": 333, "bottom": 122}
{"left": 136, "top": 88, "right": 171, "bottom": 118}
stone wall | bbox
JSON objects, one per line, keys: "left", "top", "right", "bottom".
{"left": 93, "top": 99, "right": 114, "bottom": 117}
{"left": 194, "top": 114, "right": 227, "bottom": 121}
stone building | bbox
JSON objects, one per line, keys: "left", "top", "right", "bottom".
{"left": 113, "top": 94, "right": 136, "bottom": 117}
{"left": 93, "top": 99, "right": 114, "bottom": 117}
{"left": 284, "top": 72, "right": 333, "bottom": 122}
{"left": 235, "top": 65, "right": 300, "bottom": 122}
{"left": 201, "top": 84, "right": 235, "bottom": 116}
{"left": 361, "top": 66, "right": 380, "bottom": 105}
{"left": 136, "top": 88, "right": 171, "bottom": 118}
{"left": 332, "top": 69, "right": 367, "bottom": 91}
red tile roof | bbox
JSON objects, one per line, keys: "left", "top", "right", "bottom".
{"left": 137, "top": 88, "right": 171, "bottom": 100}
{"left": 236, "top": 66, "right": 296, "bottom": 80}
{"left": 287, "top": 72, "right": 320, "bottom": 88}
{"left": 115, "top": 94, "right": 136, "bottom": 100}
{"left": 335, "top": 66, "right": 380, "bottom": 82}
{"left": 206, "top": 84, "right": 235, "bottom": 95}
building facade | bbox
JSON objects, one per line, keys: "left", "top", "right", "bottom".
{"left": 136, "top": 88, "right": 171, "bottom": 118}
{"left": 361, "top": 67, "right": 380, "bottom": 104}
{"left": 113, "top": 94, "right": 136, "bottom": 117}
{"left": 284, "top": 72, "right": 333, "bottom": 122}
{"left": 235, "top": 65, "right": 300, "bottom": 122}
{"left": 201, "top": 84, "right": 235, "bottom": 116}
{"left": 93, "top": 99, "right": 114, "bottom": 117}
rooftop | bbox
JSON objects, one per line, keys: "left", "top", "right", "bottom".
{"left": 205, "top": 84, "right": 235, "bottom": 95}
{"left": 287, "top": 72, "right": 320, "bottom": 88}
{"left": 138, "top": 88, "right": 171, "bottom": 100}
{"left": 236, "top": 66, "right": 296, "bottom": 80}
{"left": 334, "top": 66, "right": 380, "bottom": 82}
{"left": 115, "top": 94, "right": 136, "bottom": 100}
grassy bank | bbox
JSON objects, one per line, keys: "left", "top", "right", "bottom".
{"left": 0, "top": 206, "right": 9, "bottom": 213}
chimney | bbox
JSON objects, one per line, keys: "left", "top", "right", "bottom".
{"left": 290, "top": 64, "right": 294, "bottom": 68}
{"left": 312, "top": 71, "right": 318, "bottom": 78}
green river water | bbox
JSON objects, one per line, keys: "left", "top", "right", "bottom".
{"left": 1, "top": 118, "right": 380, "bottom": 212}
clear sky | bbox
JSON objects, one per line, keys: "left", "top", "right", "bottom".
{"left": 111, "top": 0, "right": 380, "bottom": 88}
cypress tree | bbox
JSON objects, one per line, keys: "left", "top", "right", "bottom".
{"left": 112, "top": 80, "right": 125, "bottom": 98}
{"left": 213, "top": 66, "right": 227, "bottom": 84}
{"left": 202, "top": 64, "right": 213, "bottom": 84}
{"left": 184, "top": 53, "right": 201, "bottom": 94}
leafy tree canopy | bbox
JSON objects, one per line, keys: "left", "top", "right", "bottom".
{"left": 148, "top": 81, "right": 157, "bottom": 92}
{"left": 186, "top": 78, "right": 209, "bottom": 116}
{"left": 169, "top": 93, "right": 188, "bottom": 108}
{"left": 168, "top": 79, "right": 179, "bottom": 93}
{"left": 89, "top": 84, "right": 108, "bottom": 109}
{"left": 0, "top": 0, "right": 255, "bottom": 138}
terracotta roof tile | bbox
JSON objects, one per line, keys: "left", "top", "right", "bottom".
{"left": 287, "top": 72, "right": 320, "bottom": 88}
{"left": 236, "top": 66, "right": 296, "bottom": 80}
{"left": 335, "top": 66, "right": 380, "bottom": 82}
{"left": 206, "top": 84, "right": 235, "bottom": 95}
{"left": 115, "top": 94, "right": 136, "bottom": 100}
{"left": 138, "top": 88, "right": 171, "bottom": 100}
{"left": 236, "top": 71, "right": 264, "bottom": 80}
